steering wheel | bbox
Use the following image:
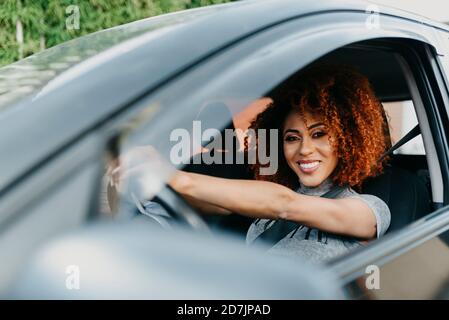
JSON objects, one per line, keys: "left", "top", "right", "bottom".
{"left": 129, "top": 184, "right": 211, "bottom": 232}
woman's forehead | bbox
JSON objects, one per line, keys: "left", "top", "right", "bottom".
{"left": 284, "top": 110, "right": 324, "bottom": 128}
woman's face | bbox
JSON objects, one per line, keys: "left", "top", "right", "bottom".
{"left": 282, "top": 111, "right": 338, "bottom": 187}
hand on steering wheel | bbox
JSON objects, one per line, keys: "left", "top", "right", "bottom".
{"left": 106, "top": 145, "right": 209, "bottom": 231}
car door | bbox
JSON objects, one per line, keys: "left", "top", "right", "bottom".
{"left": 0, "top": 132, "right": 105, "bottom": 294}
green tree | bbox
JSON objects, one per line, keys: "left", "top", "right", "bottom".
{"left": 0, "top": 0, "right": 237, "bottom": 67}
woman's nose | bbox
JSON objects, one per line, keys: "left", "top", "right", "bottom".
{"left": 299, "top": 137, "right": 315, "bottom": 156}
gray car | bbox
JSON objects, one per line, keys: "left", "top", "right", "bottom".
{"left": 1, "top": 0, "right": 449, "bottom": 299}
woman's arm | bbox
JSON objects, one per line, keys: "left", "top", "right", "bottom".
{"left": 170, "top": 171, "right": 293, "bottom": 219}
{"left": 170, "top": 171, "right": 377, "bottom": 239}
{"left": 182, "top": 194, "right": 233, "bottom": 216}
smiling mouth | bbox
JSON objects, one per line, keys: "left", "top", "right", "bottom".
{"left": 297, "top": 161, "right": 320, "bottom": 173}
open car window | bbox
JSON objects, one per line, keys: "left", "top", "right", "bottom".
{"left": 384, "top": 100, "right": 425, "bottom": 155}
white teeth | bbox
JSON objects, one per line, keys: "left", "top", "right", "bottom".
{"left": 299, "top": 161, "right": 319, "bottom": 169}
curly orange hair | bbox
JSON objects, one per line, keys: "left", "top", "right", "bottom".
{"left": 245, "top": 65, "right": 391, "bottom": 189}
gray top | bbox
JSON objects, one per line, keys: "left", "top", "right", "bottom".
{"left": 246, "top": 179, "right": 391, "bottom": 264}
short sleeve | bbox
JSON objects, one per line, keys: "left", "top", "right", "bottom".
{"left": 349, "top": 194, "right": 391, "bottom": 238}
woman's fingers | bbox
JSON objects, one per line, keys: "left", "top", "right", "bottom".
{"left": 107, "top": 145, "right": 175, "bottom": 198}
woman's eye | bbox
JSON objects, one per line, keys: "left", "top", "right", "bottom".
{"left": 284, "top": 135, "right": 300, "bottom": 142}
{"left": 312, "top": 131, "right": 326, "bottom": 138}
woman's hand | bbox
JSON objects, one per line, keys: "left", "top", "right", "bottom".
{"left": 105, "top": 147, "right": 230, "bottom": 216}
{"left": 106, "top": 145, "right": 174, "bottom": 199}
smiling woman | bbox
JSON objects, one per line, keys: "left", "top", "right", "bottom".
{"left": 249, "top": 65, "right": 390, "bottom": 189}
{"left": 283, "top": 115, "right": 339, "bottom": 188}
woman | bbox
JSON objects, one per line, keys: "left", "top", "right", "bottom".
{"left": 168, "top": 65, "right": 391, "bottom": 263}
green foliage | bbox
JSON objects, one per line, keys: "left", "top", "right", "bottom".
{"left": 0, "top": 0, "right": 237, "bottom": 67}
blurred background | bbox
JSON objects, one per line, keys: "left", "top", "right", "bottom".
{"left": 373, "top": 0, "right": 449, "bottom": 23}
{"left": 0, "top": 0, "right": 238, "bottom": 67}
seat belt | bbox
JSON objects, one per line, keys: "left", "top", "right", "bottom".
{"left": 380, "top": 124, "right": 421, "bottom": 160}
{"left": 252, "top": 185, "right": 346, "bottom": 248}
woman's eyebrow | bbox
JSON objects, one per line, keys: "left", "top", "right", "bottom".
{"left": 283, "top": 123, "right": 325, "bottom": 135}
{"left": 307, "top": 122, "right": 325, "bottom": 130}
{"left": 283, "top": 129, "right": 300, "bottom": 135}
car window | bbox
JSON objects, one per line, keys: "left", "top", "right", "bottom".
{"left": 383, "top": 100, "right": 425, "bottom": 155}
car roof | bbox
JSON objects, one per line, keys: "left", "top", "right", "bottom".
{"left": 0, "top": 0, "right": 446, "bottom": 194}
{"left": 1, "top": 0, "right": 446, "bottom": 113}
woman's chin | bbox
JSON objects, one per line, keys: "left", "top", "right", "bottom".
{"left": 298, "top": 175, "right": 326, "bottom": 188}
